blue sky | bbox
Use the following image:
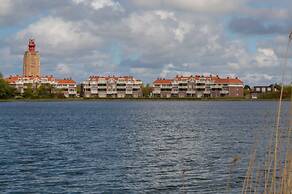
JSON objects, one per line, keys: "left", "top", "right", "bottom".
{"left": 0, "top": 0, "right": 291, "bottom": 85}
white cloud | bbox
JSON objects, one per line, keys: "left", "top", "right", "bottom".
{"left": 56, "top": 64, "right": 71, "bottom": 75}
{"left": 154, "top": 10, "right": 176, "bottom": 21}
{"left": 242, "top": 73, "right": 274, "bottom": 85}
{"left": 228, "top": 63, "right": 240, "bottom": 71}
{"left": 0, "top": 0, "right": 12, "bottom": 16}
{"left": 16, "top": 17, "right": 102, "bottom": 55}
{"left": 254, "top": 48, "right": 278, "bottom": 67}
{"left": 131, "top": 0, "right": 242, "bottom": 13}
{"left": 174, "top": 22, "right": 192, "bottom": 43}
{"left": 72, "top": 0, "right": 124, "bottom": 12}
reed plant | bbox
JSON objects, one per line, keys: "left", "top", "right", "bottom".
{"left": 236, "top": 32, "right": 292, "bottom": 194}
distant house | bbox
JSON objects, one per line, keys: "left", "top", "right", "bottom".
{"left": 251, "top": 85, "right": 279, "bottom": 99}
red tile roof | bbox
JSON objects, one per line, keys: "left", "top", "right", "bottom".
{"left": 153, "top": 79, "right": 173, "bottom": 84}
{"left": 56, "top": 79, "right": 76, "bottom": 84}
{"left": 5, "top": 75, "right": 21, "bottom": 83}
{"left": 88, "top": 75, "right": 137, "bottom": 81}
{"left": 212, "top": 77, "right": 243, "bottom": 84}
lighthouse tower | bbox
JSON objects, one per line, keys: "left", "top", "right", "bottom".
{"left": 23, "top": 39, "right": 40, "bottom": 77}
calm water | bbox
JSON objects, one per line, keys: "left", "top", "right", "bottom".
{"left": 0, "top": 101, "right": 288, "bottom": 193}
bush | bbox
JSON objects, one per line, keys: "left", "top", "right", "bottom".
{"left": 0, "top": 78, "right": 15, "bottom": 99}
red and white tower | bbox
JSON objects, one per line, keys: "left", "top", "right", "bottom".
{"left": 23, "top": 39, "right": 40, "bottom": 77}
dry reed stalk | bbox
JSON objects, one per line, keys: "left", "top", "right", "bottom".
{"left": 242, "top": 147, "right": 257, "bottom": 194}
{"left": 253, "top": 168, "right": 261, "bottom": 194}
{"left": 239, "top": 32, "right": 292, "bottom": 194}
{"left": 271, "top": 34, "right": 291, "bottom": 194}
{"left": 280, "top": 86, "right": 292, "bottom": 193}
{"left": 264, "top": 132, "right": 274, "bottom": 193}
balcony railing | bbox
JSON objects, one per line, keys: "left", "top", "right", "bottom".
{"left": 210, "top": 85, "right": 223, "bottom": 89}
{"left": 220, "top": 90, "right": 229, "bottom": 94}
{"left": 187, "top": 90, "right": 196, "bottom": 94}
{"left": 196, "top": 80, "right": 206, "bottom": 84}
{"left": 195, "top": 85, "right": 206, "bottom": 89}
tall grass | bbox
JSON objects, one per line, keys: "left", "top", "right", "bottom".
{"left": 237, "top": 32, "right": 292, "bottom": 194}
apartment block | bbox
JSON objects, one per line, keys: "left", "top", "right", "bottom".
{"left": 81, "top": 76, "right": 143, "bottom": 98}
{"left": 5, "top": 75, "right": 77, "bottom": 97}
{"left": 152, "top": 75, "right": 244, "bottom": 98}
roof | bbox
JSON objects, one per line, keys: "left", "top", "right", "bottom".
{"left": 212, "top": 77, "right": 243, "bottom": 84}
{"left": 56, "top": 79, "right": 76, "bottom": 84}
{"left": 153, "top": 79, "right": 173, "bottom": 84}
{"left": 88, "top": 75, "right": 138, "bottom": 81}
{"left": 4, "top": 75, "right": 76, "bottom": 84}
{"left": 154, "top": 75, "right": 243, "bottom": 85}
{"left": 5, "top": 75, "right": 22, "bottom": 84}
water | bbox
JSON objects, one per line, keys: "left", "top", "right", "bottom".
{"left": 0, "top": 101, "right": 287, "bottom": 193}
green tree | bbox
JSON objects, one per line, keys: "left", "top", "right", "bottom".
{"left": 36, "top": 84, "right": 54, "bottom": 98}
{"left": 244, "top": 85, "right": 251, "bottom": 90}
{"left": 142, "top": 84, "right": 151, "bottom": 97}
{"left": 0, "top": 76, "right": 15, "bottom": 99}
{"left": 23, "top": 85, "right": 35, "bottom": 98}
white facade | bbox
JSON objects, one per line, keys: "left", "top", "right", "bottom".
{"left": 82, "top": 76, "right": 143, "bottom": 98}
{"left": 152, "top": 75, "right": 244, "bottom": 98}
{"left": 5, "top": 75, "right": 77, "bottom": 97}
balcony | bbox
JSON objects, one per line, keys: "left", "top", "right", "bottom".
{"left": 152, "top": 90, "right": 161, "bottom": 94}
{"left": 91, "top": 89, "right": 98, "bottom": 94}
{"left": 204, "top": 90, "right": 211, "bottom": 94}
{"left": 196, "top": 80, "right": 206, "bottom": 84}
{"left": 117, "top": 85, "right": 126, "bottom": 89}
{"left": 210, "top": 85, "right": 223, "bottom": 89}
{"left": 133, "top": 85, "right": 141, "bottom": 89}
{"left": 98, "top": 85, "right": 107, "bottom": 89}
{"left": 97, "top": 80, "right": 107, "bottom": 84}
{"left": 195, "top": 85, "right": 206, "bottom": 89}
{"left": 161, "top": 85, "right": 172, "bottom": 89}
{"left": 187, "top": 90, "right": 196, "bottom": 94}
{"left": 220, "top": 90, "right": 229, "bottom": 94}
{"left": 117, "top": 81, "right": 126, "bottom": 84}
{"left": 107, "top": 90, "right": 117, "bottom": 94}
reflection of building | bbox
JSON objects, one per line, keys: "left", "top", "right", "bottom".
{"left": 5, "top": 75, "right": 77, "bottom": 98}
{"left": 81, "top": 75, "right": 143, "bottom": 98}
{"left": 23, "top": 39, "right": 41, "bottom": 77}
{"left": 152, "top": 75, "right": 244, "bottom": 98}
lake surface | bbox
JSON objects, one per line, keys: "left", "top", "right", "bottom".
{"left": 0, "top": 101, "right": 288, "bottom": 193}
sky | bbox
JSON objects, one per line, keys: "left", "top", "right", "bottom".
{"left": 0, "top": 0, "right": 292, "bottom": 85}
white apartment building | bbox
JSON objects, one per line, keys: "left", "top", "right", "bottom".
{"left": 81, "top": 76, "right": 143, "bottom": 98}
{"left": 5, "top": 75, "right": 77, "bottom": 97}
{"left": 152, "top": 75, "right": 244, "bottom": 98}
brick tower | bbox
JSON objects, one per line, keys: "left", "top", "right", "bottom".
{"left": 23, "top": 39, "right": 40, "bottom": 77}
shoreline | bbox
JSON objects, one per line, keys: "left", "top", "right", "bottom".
{"left": 0, "top": 97, "right": 283, "bottom": 102}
